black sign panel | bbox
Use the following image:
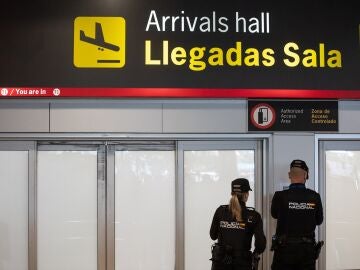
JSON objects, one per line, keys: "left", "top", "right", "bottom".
{"left": 0, "top": 0, "right": 359, "bottom": 93}
{"left": 248, "top": 100, "right": 338, "bottom": 131}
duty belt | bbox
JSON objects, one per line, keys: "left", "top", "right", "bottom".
{"left": 233, "top": 250, "right": 252, "bottom": 258}
{"left": 284, "top": 236, "right": 315, "bottom": 244}
{"left": 271, "top": 235, "right": 314, "bottom": 251}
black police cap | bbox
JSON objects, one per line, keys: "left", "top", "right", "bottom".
{"left": 231, "top": 178, "right": 252, "bottom": 193}
{"left": 290, "top": 159, "right": 309, "bottom": 179}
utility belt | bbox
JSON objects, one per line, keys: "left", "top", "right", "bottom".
{"left": 271, "top": 235, "right": 324, "bottom": 260}
{"left": 271, "top": 235, "right": 314, "bottom": 250}
{"left": 210, "top": 243, "right": 252, "bottom": 265}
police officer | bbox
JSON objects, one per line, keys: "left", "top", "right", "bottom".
{"left": 210, "top": 178, "right": 266, "bottom": 270}
{"left": 271, "top": 159, "right": 324, "bottom": 270}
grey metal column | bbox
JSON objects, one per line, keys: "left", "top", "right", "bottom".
{"left": 260, "top": 139, "right": 271, "bottom": 270}
{"left": 29, "top": 141, "right": 37, "bottom": 270}
{"left": 318, "top": 140, "right": 326, "bottom": 270}
{"left": 98, "top": 144, "right": 107, "bottom": 270}
{"left": 106, "top": 144, "right": 115, "bottom": 270}
{"left": 176, "top": 141, "right": 185, "bottom": 270}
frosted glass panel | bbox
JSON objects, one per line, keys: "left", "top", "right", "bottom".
{"left": 0, "top": 151, "right": 28, "bottom": 270}
{"left": 115, "top": 151, "right": 175, "bottom": 270}
{"left": 184, "top": 150, "right": 255, "bottom": 270}
{"left": 326, "top": 151, "right": 360, "bottom": 270}
{"left": 37, "top": 151, "right": 98, "bottom": 270}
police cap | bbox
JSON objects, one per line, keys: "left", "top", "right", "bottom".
{"left": 231, "top": 178, "right": 252, "bottom": 193}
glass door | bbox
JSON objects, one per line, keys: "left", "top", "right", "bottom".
{"left": 107, "top": 143, "right": 176, "bottom": 270}
{"left": 177, "top": 141, "right": 263, "bottom": 270}
{"left": 0, "top": 142, "right": 35, "bottom": 270}
{"left": 37, "top": 144, "right": 101, "bottom": 270}
{"left": 319, "top": 141, "right": 360, "bottom": 270}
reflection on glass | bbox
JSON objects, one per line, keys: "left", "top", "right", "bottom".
{"left": 184, "top": 150, "right": 255, "bottom": 270}
{"left": 115, "top": 151, "right": 175, "bottom": 270}
{"left": 326, "top": 151, "right": 360, "bottom": 270}
{"left": 0, "top": 151, "right": 28, "bottom": 270}
{"left": 37, "top": 151, "right": 97, "bottom": 270}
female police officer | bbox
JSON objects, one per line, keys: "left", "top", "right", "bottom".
{"left": 210, "top": 178, "right": 266, "bottom": 270}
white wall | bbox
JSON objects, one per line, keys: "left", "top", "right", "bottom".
{"left": 0, "top": 99, "right": 247, "bottom": 133}
{"left": 50, "top": 101, "right": 163, "bottom": 132}
{"left": 272, "top": 133, "right": 315, "bottom": 191}
{"left": 1, "top": 99, "right": 359, "bottom": 134}
{"left": 0, "top": 101, "right": 49, "bottom": 132}
{"left": 163, "top": 100, "right": 246, "bottom": 132}
{"left": 339, "top": 101, "right": 360, "bottom": 133}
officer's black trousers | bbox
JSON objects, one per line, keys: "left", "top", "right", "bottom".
{"left": 211, "top": 255, "right": 252, "bottom": 270}
{"left": 211, "top": 262, "right": 251, "bottom": 270}
{"left": 271, "top": 243, "right": 316, "bottom": 270}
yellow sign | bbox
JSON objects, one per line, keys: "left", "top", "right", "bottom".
{"left": 74, "top": 17, "right": 126, "bottom": 68}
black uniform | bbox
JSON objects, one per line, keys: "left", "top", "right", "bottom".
{"left": 271, "top": 183, "right": 323, "bottom": 270}
{"left": 210, "top": 201, "right": 266, "bottom": 270}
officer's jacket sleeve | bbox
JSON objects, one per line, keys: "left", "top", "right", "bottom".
{"left": 271, "top": 191, "right": 281, "bottom": 219}
{"left": 316, "top": 193, "right": 324, "bottom": 225}
{"left": 253, "top": 212, "right": 266, "bottom": 254}
{"left": 210, "top": 207, "right": 221, "bottom": 240}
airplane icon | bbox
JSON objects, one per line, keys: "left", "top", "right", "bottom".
{"left": 74, "top": 16, "right": 125, "bottom": 67}
{"left": 80, "top": 22, "right": 120, "bottom": 51}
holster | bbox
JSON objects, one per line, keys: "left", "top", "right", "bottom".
{"left": 270, "top": 235, "right": 281, "bottom": 251}
{"left": 251, "top": 252, "right": 260, "bottom": 270}
{"left": 314, "top": 241, "right": 324, "bottom": 260}
{"left": 210, "top": 243, "right": 233, "bottom": 265}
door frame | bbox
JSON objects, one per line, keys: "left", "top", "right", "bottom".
{"left": 0, "top": 133, "right": 271, "bottom": 270}
{"left": 0, "top": 141, "right": 36, "bottom": 270}
{"left": 177, "top": 140, "right": 267, "bottom": 270}
{"left": 316, "top": 134, "right": 360, "bottom": 270}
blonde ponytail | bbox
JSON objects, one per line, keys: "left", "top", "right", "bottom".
{"left": 229, "top": 193, "right": 243, "bottom": 222}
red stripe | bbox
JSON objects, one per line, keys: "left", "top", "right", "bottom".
{"left": 1, "top": 87, "right": 360, "bottom": 98}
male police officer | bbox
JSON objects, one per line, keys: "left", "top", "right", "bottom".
{"left": 271, "top": 159, "right": 323, "bottom": 270}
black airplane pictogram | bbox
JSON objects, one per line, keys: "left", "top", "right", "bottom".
{"left": 80, "top": 22, "right": 120, "bottom": 51}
